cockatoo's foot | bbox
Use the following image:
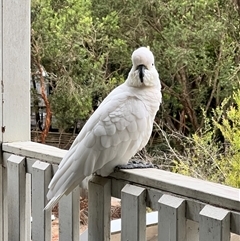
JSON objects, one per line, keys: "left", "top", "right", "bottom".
{"left": 115, "top": 159, "right": 158, "bottom": 170}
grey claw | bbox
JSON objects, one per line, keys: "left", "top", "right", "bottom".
{"left": 115, "top": 160, "right": 157, "bottom": 170}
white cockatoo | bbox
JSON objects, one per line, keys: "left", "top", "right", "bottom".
{"left": 45, "top": 47, "right": 162, "bottom": 210}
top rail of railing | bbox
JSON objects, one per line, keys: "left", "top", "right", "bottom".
{"left": 2, "top": 141, "right": 240, "bottom": 213}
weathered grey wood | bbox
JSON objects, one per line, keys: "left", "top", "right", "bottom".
{"left": 111, "top": 181, "right": 240, "bottom": 235}
{"left": 146, "top": 188, "right": 163, "bottom": 210}
{"left": 158, "top": 194, "right": 186, "bottom": 241}
{"left": 186, "top": 220, "right": 199, "bottom": 241}
{"left": 3, "top": 152, "right": 59, "bottom": 175}
{"left": 2, "top": 142, "right": 240, "bottom": 239}
{"left": 111, "top": 178, "right": 128, "bottom": 199}
{"left": 59, "top": 186, "right": 80, "bottom": 241}
{"left": 88, "top": 176, "right": 111, "bottom": 241}
{"left": 2, "top": 142, "right": 240, "bottom": 211}
{"left": 110, "top": 169, "right": 240, "bottom": 212}
{"left": 7, "top": 155, "right": 26, "bottom": 241}
{"left": 199, "top": 205, "right": 230, "bottom": 241}
{"left": 186, "top": 198, "right": 205, "bottom": 222}
{"left": 231, "top": 211, "right": 240, "bottom": 234}
{"left": 1, "top": 0, "right": 30, "bottom": 142}
{"left": 0, "top": 0, "right": 2, "bottom": 141}
{"left": 25, "top": 173, "right": 31, "bottom": 241}
{"left": 121, "top": 184, "right": 146, "bottom": 241}
{"left": 3, "top": 141, "right": 66, "bottom": 164}
{"left": 0, "top": 164, "right": 4, "bottom": 241}
{"left": 32, "top": 160, "right": 52, "bottom": 241}
{"left": 2, "top": 162, "right": 7, "bottom": 241}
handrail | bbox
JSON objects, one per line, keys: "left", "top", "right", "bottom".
{"left": 110, "top": 168, "right": 240, "bottom": 212}
{"left": 2, "top": 141, "right": 66, "bottom": 165}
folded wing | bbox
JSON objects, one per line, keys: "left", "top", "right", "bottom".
{"left": 45, "top": 88, "right": 152, "bottom": 210}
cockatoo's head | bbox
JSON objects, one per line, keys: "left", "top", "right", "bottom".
{"left": 126, "top": 47, "right": 160, "bottom": 88}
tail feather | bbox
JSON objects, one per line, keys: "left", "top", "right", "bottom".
{"left": 44, "top": 193, "right": 65, "bottom": 211}
{"left": 45, "top": 174, "right": 86, "bottom": 210}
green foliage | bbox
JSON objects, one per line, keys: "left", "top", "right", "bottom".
{"left": 49, "top": 76, "right": 92, "bottom": 130}
{"left": 157, "top": 123, "right": 224, "bottom": 182}
{"left": 170, "top": 92, "right": 240, "bottom": 188}
{"left": 92, "top": 0, "right": 240, "bottom": 132}
{"left": 31, "top": 0, "right": 240, "bottom": 187}
{"left": 212, "top": 91, "right": 240, "bottom": 187}
{"left": 31, "top": 0, "right": 127, "bottom": 130}
{"left": 32, "top": 0, "right": 240, "bottom": 132}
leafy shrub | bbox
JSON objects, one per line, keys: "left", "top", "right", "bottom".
{"left": 213, "top": 91, "right": 240, "bottom": 187}
{"left": 163, "top": 93, "right": 240, "bottom": 188}
{"left": 31, "top": 0, "right": 128, "bottom": 131}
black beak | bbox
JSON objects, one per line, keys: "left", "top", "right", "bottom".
{"left": 136, "top": 64, "right": 146, "bottom": 83}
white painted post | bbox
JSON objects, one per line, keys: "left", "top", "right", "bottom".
{"left": 32, "top": 161, "right": 52, "bottom": 241}
{"left": 0, "top": 0, "right": 30, "bottom": 238}
{"left": 0, "top": 0, "right": 31, "bottom": 142}
{"left": 0, "top": 164, "right": 3, "bottom": 241}
{"left": 0, "top": 0, "right": 2, "bottom": 143}
{"left": 158, "top": 194, "right": 186, "bottom": 241}
{"left": 7, "top": 155, "right": 26, "bottom": 241}
{"left": 199, "top": 205, "right": 230, "bottom": 241}
{"left": 88, "top": 176, "right": 111, "bottom": 241}
{"left": 121, "top": 184, "right": 146, "bottom": 241}
{"left": 25, "top": 173, "right": 32, "bottom": 241}
{"left": 1, "top": 157, "right": 8, "bottom": 241}
{"left": 59, "top": 186, "right": 80, "bottom": 241}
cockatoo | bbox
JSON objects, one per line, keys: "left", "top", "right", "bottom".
{"left": 45, "top": 47, "right": 162, "bottom": 210}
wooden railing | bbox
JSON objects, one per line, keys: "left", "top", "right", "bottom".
{"left": 1, "top": 141, "right": 240, "bottom": 241}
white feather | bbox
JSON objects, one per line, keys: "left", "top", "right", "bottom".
{"left": 45, "top": 47, "right": 162, "bottom": 210}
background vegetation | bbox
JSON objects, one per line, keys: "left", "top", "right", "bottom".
{"left": 31, "top": 0, "right": 240, "bottom": 187}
